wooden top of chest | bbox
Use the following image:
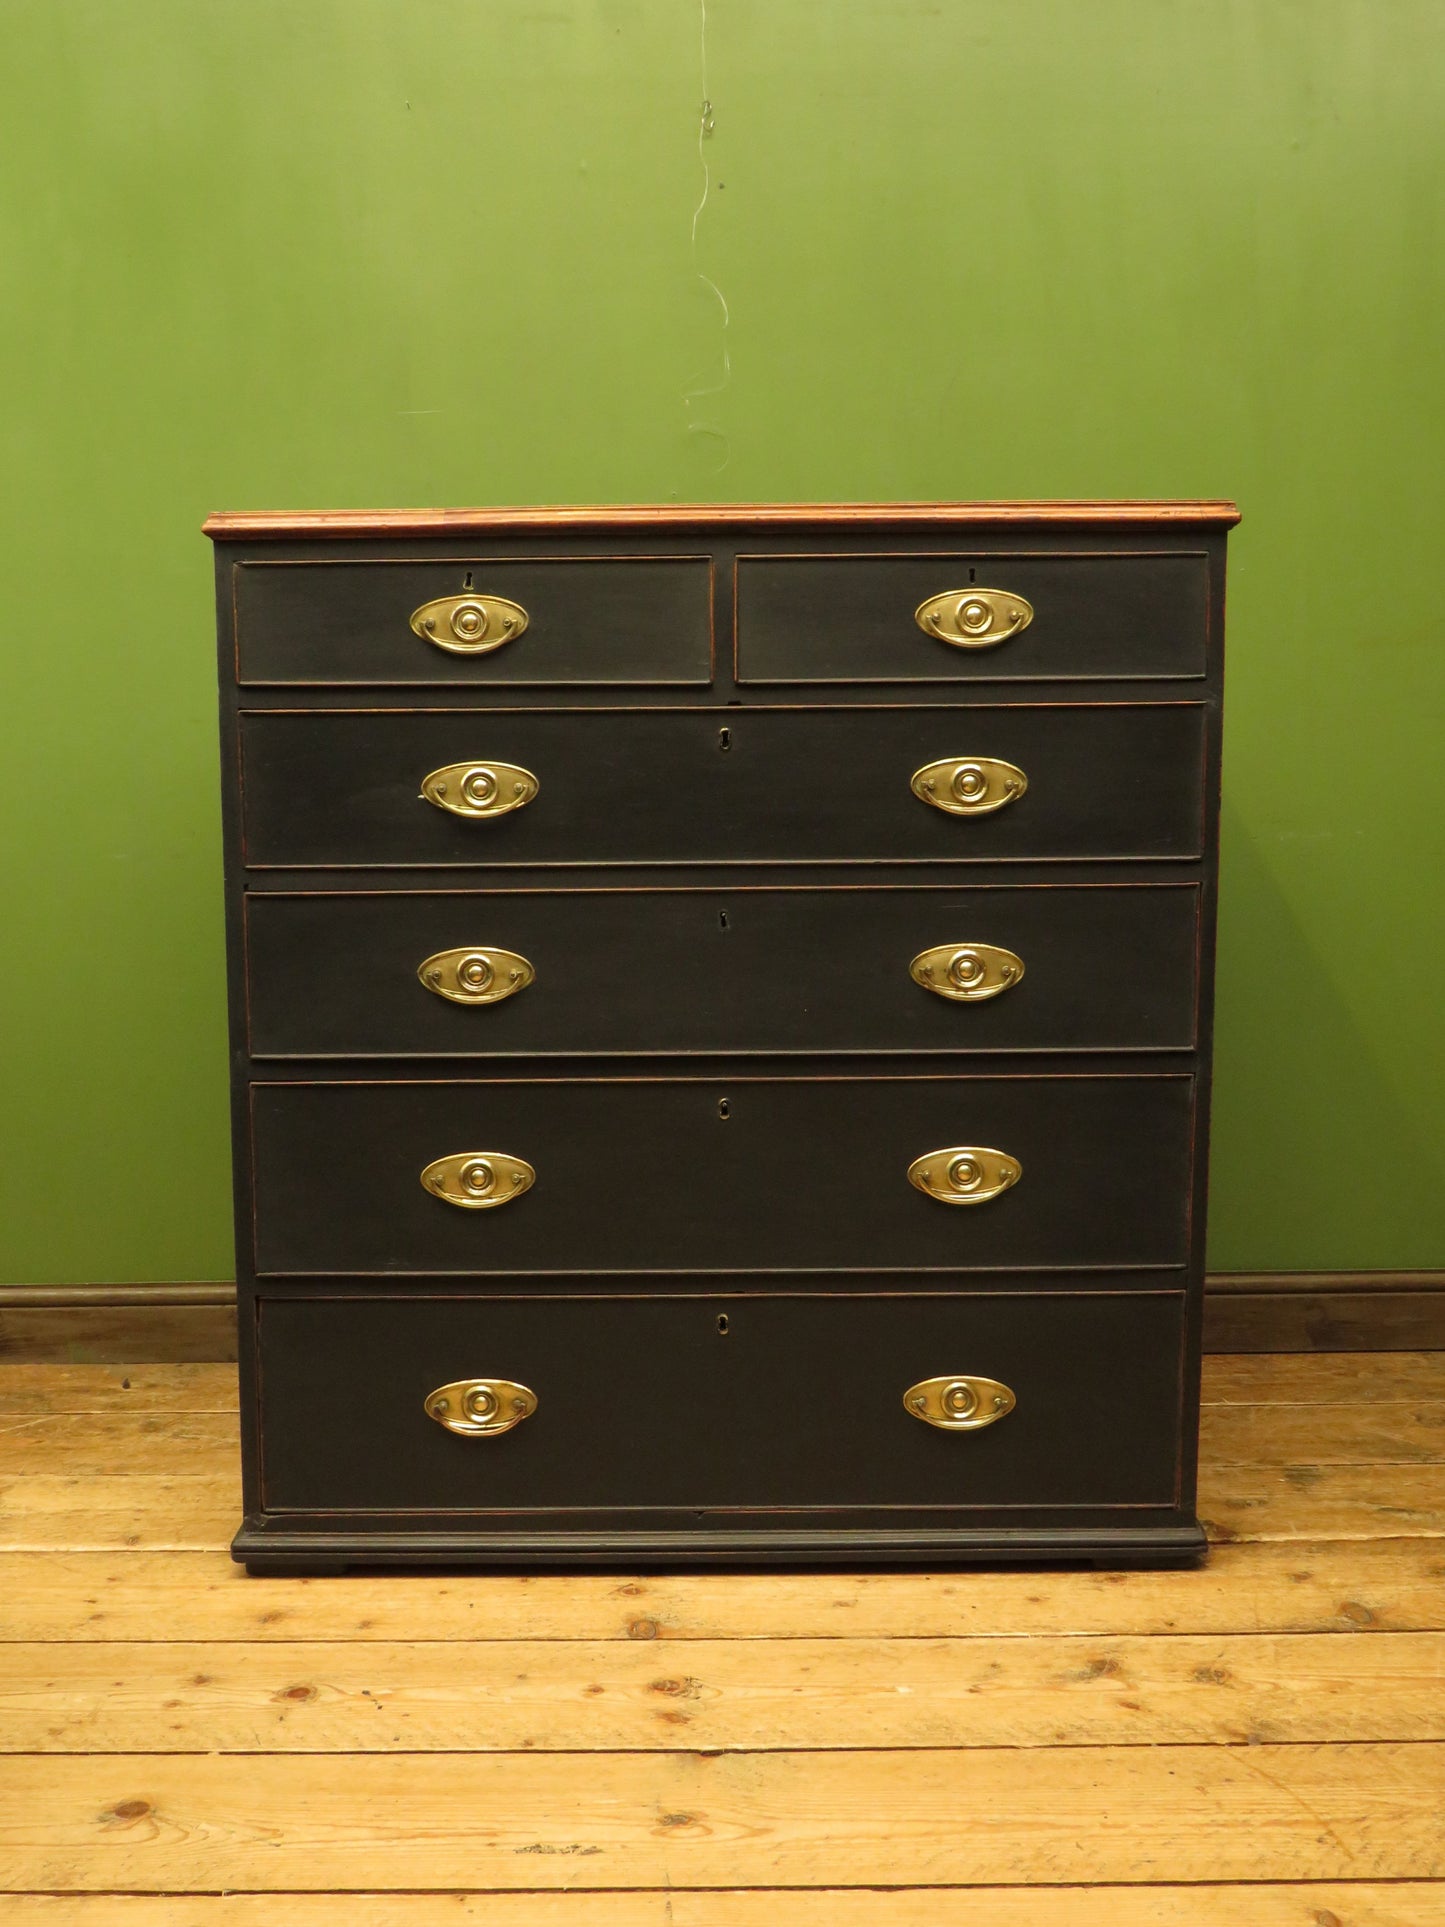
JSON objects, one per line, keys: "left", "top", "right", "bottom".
{"left": 204, "top": 500, "right": 1241, "bottom": 540}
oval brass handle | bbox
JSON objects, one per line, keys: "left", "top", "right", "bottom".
{"left": 426, "top": 1377, "right": 537, "bottom": 1437}
{"left": 421, "top": 1151, "right": 536, "bottom": 1209}
{"left": 904, "top": 1374, "right": 1016, "bottom": 1430}
{"left": 908, "top": 1145, "right": 1021, "bottom": 1205}
{"left": 911, "top": 757, "right": 1027, "bottom": 817}
{"left": 915, "top": 588, "right": 1032, "bottom": 649}
{"left": 419, "top": 946, "right": 535, "bottom": 1006}
{"left": 411, "top": 592, "right": 529, "bottom": 655}
{"left": 420, "top": 761, "right": 539, "bottom": 819}
{"left": 910, "top": 943, "right": 1024, "bottom": 1003}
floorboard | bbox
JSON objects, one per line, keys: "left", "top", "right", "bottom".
{"left": 0, "top": 1350, "right": 1438, "bottom": 1417}
{"left": 7, "top": 1398, "right": 1443, "bottom": 1474}
{"left": 3, "top": 1536, "right": 1442, "bottom": 1639}
{"left": 3, "top": 1629, "right": 1443, "bottom": 1751}
{"left": 8, "top": 1744, "right": 1445, "bottom": 1888}
{"left": 6, "top": 1462, "right": 1444, "bottom": 1551}
{"left": 0, "top": 1890, "right": 1442, "bottom": 1925}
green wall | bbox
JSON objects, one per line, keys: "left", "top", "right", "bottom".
{"left": 2, "top": 0, "right": 1441, "bottom": 1284}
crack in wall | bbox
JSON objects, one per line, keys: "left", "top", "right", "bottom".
{"left": 683, "top": 0, "right": 730, "bottom": 472}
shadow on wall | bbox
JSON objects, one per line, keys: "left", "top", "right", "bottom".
{"left": 1208, "top": 805, "right": 1441, "bottom": 1272}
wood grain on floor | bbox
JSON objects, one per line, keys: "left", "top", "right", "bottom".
{"left": 0, "top": 1353, "right": 1443, "bottom": 1918}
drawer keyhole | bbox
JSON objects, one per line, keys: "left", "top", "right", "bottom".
{"left": 716, "top": 1313, "right": 730, "bottom": 1336}
{"left": 718, "top": 727, "right": 731, "bottom": 751}
{"left": 719, "top": 910, "right": 729, "bottom": 931}
{"left": 717, "top": 1097, "right": 731, "bottom": 1120}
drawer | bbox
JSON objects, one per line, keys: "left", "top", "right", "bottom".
{"left": 256, "top": 1291, "right": 1185, "bottom": 1514}
{"left": 245, "top": 884, "right": 1200, "bottom": 1058}
{"left": 231, "top": 556, "right": 713, "bottom": 686}
{"left": 735, "top": 551, "right": 1208, "bottom": 683}
{"left": 239, "top": 704, "right": 1206, "bottom": 868}
{"left": 250, "top": 1074, "right": 1194, "bottom": 1274}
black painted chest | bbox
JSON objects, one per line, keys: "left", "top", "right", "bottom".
{"left": 210, "top": 500, "right": 1235, "bottom": 1571}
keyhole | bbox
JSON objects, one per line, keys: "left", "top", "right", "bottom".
{"left": 718, "top": 910, "right": 729, "bottom": 931}
{"left": 718, "top": 727, "right": 731, "bottom": 751}
{"left": 717, "top": 1097, "right": 730, "bottom": 1119}
{"left": 716, "top": 1313, "right": 730, "bottom": 1335}
{"left": 968, "top": 567, "right": 976, "bottom": 583}
{"left": 462, "top": 571, "right": 473, "bottom": 590}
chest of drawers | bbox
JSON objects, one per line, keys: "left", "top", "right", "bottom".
{"left": 208, "top": 500, "right": 1237, "bottom": 1572}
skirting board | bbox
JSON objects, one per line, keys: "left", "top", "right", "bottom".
{"left": 1203, "top": 1271, "right": 1445, "bottom": 1353}
{"left": 0, "top": 1275, "right": 1442, "bottom": 1363}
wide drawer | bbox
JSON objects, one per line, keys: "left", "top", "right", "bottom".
{"left": 250, "top": 1074, "right": 1194, "bottom": 1274}
{"left": 231, "top": 556, "right": 713, "bottom": 686}
{"left": 256, "top": 1291, "right": 1185, "bottom": 1514}
{"left": 735, "top": 551, "right": 1208, "bottom": 683}
{"left": 239, "top": 704, "right": 1206, "bottom": 868}
{"left": 245, "top": 883, "right": 1200, "bottom": 1058}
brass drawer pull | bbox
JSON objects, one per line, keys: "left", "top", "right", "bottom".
{"left": 420, "top": 761, "right": 539, "bottom": 819}
{"left": 908, "top": 1145, "right": 1021, "bottom": 1205}
{"left": 905, "top": 1374, "right": 1016, "bottom": 1430}
{"left": 915, "top": 588, "right": 1032, "bottom": 649}
{"left": 410, "top": 592, "right": 529, "bottom": 655}
{"left": 910, "top": 943, "right": 1024, "bottom": 1003}
{"left": 421, "top": 1151, "right": 536, "bottom": 1209}
{"left": 419, "top": 946, "right": 535, "bottom": 1006}
{"left": 426, "top": 1377, "right": 537, "bottom": 1436}
{"left": 911, "top": 757, "right": 1027, "bottom": 816}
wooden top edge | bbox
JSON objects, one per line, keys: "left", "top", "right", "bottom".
{"left": 204, "top": 500, "right": 1241, "bottom": 539}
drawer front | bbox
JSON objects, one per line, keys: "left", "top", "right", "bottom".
{"left": 250, "top": 1075, "right": 1194, "bottom": 1275}
{"left": 735, "top": 551, "right": 1208, "bottom": 683}
{"left": 232, "top": 557, "right": 713, "bottom": 686}
{"left": 257, "top": 1291, "right": 1184, "bottom": 1514}
{"left": 245, "top": 884, "right": 1200, "bottom": 1058}
{"left": 239, "top": 705, "right": 1206, "bottom": 868}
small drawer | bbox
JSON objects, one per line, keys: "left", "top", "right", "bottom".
{"left": 238, "top": 703, "right": 1205, "bottom": 868}
{"left": 256, "top": 1290, "right": 1185, "bottom": 1515}
{"left": 250, "top": 1073, "right": 1194, "bottom": 1276}
{"left": 244, "top": 883, "right": 1200, "bottom": 1058}
{"left": 231, "top": 556, "right": 713, "bottom": 686}
{"left": 735, "top": 550, "right": 1208, "bottom": 683}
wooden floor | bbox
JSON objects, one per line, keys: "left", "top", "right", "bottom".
{"left": 1, "top": 1355, "right": 1443, "bottom": 1921}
